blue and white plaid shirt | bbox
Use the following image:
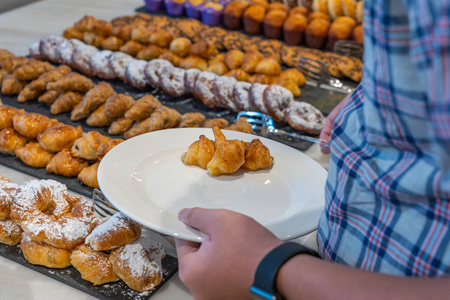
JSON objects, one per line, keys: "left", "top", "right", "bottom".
{"left": 317, "top": 0, "right": 450, "bottom": 276}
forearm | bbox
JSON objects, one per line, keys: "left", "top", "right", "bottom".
{"left": 277, "top": 254, "right": 450, "bottom": 300}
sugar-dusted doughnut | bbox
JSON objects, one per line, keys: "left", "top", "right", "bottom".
{"left": 20, "top": 233, "right": 72, "bottom": 268}
{"left": 125, "top": 59, "right": 150, "bottom": 90}
{"left": 0, "top": 219, "right": 22, "bottom": 245}
{"left": 144, "top": 58, "right": 173, "bottom": 88}
{"left": 71, "top": 43, "right": 98, "bottom": 77}
{"left": 284, "top": 101, "right": 325, "bottom": 135}
{"left": 39, "top": 35, "right": 67, "bottom": 63}
{"left": 184, "top": 68, "right": 201, "bottom": 93}
{"left": 10, "top": 179, "right": 95, "bottom": 249}
{"left": 56, "top": 38, "right": 84, "bottom": 65}
{"left": 159, "top": 66, "right": 189, "bottom": 97}
{"left": 0, "top": 176, "right": 18, "bottom": 220}
{"left": 214, "top": 76, "right": 238, "bottom": 112}
{"left": 249, "top": 83, "right": 270, "bottom": 114}
{"left": 232, "top": 81, "right": 252, "bottom": 111}
{"left": 89, "top": 50, "right": 116, "bottom": 80}
{"left": 263, "top": 84, "right": 293, "bottom": 123}
{"left": 193, "top": 71, "right": 218, "bottom": 109}
{"left": 108, "top": 51, "right": 134, "bottom": 82}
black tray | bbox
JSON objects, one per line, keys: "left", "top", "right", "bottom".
{"left": 0, "top": 243, "right": 178, "bottom": 300}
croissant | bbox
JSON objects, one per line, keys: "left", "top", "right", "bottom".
{"left": 1, "top": 74, "right": 27, "bottom": 95}
{"left": 50, "top": 91, "right": 84, "bottom": 115}
{"left": 206, "top": 126, "right": 247, "bottom": 176}
{"left": 242, "top": 139, "right": 274, "bottom": 171}
{"left": 86, "top": 103, "right": 116, "bottom": 127}
{"left": 38, "top": 90, "right": 60, "bottom": 105}
{"left": 0, "top": 56, "right": 29, "bottom": 73}
{"left": 181, "top": 135, "right": 215, "bottom": 169}
{"left": 279, "top": 68, "right": 306, "bottom": 86}
{"left": 104, "top": 94, "right": 135, "bottom": 118}
{"left": 71, "top": 131, "right": 111, "bottom": 161}
{"left": 13, "top": 112, "right": 59, "bottom": 139}
{"left": 226, "top": 117, "right": 254, "bottom": 134}
{"left": 108, "top": 117, "right": 134, "bottom": 135}
{"left": 18, "top": 65, "right": 72, "bottom": 103}
{"left": 15, "top": 142, "right": 55, "bottom": 168}
{"left": 12, "top": 60, "right": 54, "bottom": 81}
{"left": 202, "top": 118, "right": 230, "bottom": 129}
{"left": 148, "top": 106, "right": 182, "bottom": 132}
{"left": 0, "top": 106, "right": 25, "bottom": 130}
{"left": 46, "top": 149, "right": 89, "bottom": 177}
{"left": 46, "top": 72, "right": 95, "bottom": 93}
{"left": 123, "top": 117, "right": 150, "bottom": 139}
{"left": 178, "top": 112, "right": 206, "bottom": 128}
{"left": 77, "top": 162, "right": 100, "bottom": 189}
{"left": 96, "top": 138, "right": 124, "bottom": 160}
{"left": 0, "top": 128, "right": 28, "bottom": 155}
{"left": 37, "top": 124, "right": 83, "bottom": 153}
{"left": 0, "top": 49, "right": 15, "bottom": 62}
{"left": 70, "top": 81, "right": 116, "bottom": 121}
{"left": 124, "top": 94, "right": 161, "bottom": 121}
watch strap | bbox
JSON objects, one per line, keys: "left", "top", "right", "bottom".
{"left": 250, "top": 242, "right": 320, "bottom": 300}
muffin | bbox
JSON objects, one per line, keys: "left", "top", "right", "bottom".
{"left": 352, "top": 24, "right": 363, "bottom": 44}
{"left": 201, "top": 2, "right": 224, "bottom": 26}
{"left": 243, "top": 5, "right": 267, "bottom": 35}
{"left": 249, "top": 0, "right": 269, "bottom": 10}
{"left": 326, "top": 19, "right": 354, "bottom": 50}
{"left": 185, "top": 0, "right": 204, "bottom": 19}
{"left": 283, "top": 13, "right": 308, "bottom": 45}
{"left": 165, "top": 0, "right": 186, "bottom": 16}
{"left": 144, "top": 0, "right": 165, "bottom": 12}
{"left": 223, "top": 1, "right": 249, "bottom": 30}
{"left": 267, "top": 2, "right": 289, "bottom": 13}
{"left": 289, "top": 6, "right": 309, "bottom": 16}
{"left": 305, "top": 18, "right": 330, "bottom": 49}
{"left": 334, "top": 16, "right": 357, "bottom": 27}
{"left": 308, "top": 11, "right": 330, "bottom": 22}
{"left": 262, "top": 9, "right": 287, "bottom": 39}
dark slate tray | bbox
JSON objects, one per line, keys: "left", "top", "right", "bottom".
{"left": 0, "top": 243, "right": 178, "bottom": 300}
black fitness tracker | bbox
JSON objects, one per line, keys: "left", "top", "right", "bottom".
{"left": 250, "top": 242, "right": 320, "bottom": 300}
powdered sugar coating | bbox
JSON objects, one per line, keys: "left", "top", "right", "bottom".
{"left": 159, "top": 66, "right": 189, "bottom": 97}
{"left": 109, "top": 51, "right": 134, "bottom": 81}
{"left": 126, "top": 59, "right": 150, "bottom": 90}
{"left": 29, "top": 42, "right": 42, "bottom": 59}
{"left": 0, "top": 179, "right": 18, "bottom": 219}
{"left": 193, "top": 71, "right": 218, "bottom": 109}
{"left": 39, "top": 35, "right": 67, "bottom": 63}
{"left": 214, "top": 76, "right": 237, "bottom": 111}
{"left": 144, "top": 59, "right": 173, "bottom": 88}
{"left": 184, "top": 68, "right": 201, "bottom": 93}
{"left": 284, "top": 101, "right": 325, "bottom": 135}
{"left": 233, "top": 81, "right": 252, "bottom": 111}
{"left": 56, "top": 39, "right": 84, "bottom": 65}
{"left": 0, "top": 218, "right": 22, "bottom": 237}
{"left": 263, "top": 84, "right": 294, "bottom": 123}
{"left": 90, "top": 50, "right": 116, "bottom": 80}
{"left": 71, "top": 43, "right": 99, "bottom": 77}
{"left": 249, "top": 83, "right": 269, "bottom": 114}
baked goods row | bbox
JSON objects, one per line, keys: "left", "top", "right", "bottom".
{"left": 62, "top": 13, "right": 362, "bottom": 82}
{"left": 23, "top": 37, "right": 326, "bottom": 133}
{"left": 0, "top": 176, "right": 166, "bottom": 292}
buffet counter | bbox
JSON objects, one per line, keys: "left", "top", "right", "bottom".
{"left": 0, "top": 0, "right": 332, "bottom": 299}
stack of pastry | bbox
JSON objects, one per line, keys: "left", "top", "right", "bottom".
{"left": 0, "top": 176, "right": 165, "bottom": 292}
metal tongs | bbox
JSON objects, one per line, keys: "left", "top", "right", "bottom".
{"left": 298, "top": 56, "right": 355, "bottom": 94}
{"left": 333, "top": 40, "right": 364, "bottom": 60}
{"left": 236, "top": 111, "right": 329, "bottom": 148}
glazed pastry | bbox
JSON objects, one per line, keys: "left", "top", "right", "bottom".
{"left": 179, "top": 55, "right": 208, "bottom": 71}
{"left": 136, "top": 44, "right": 167, "bottom": 60}
{"left": 257, "top": 39, "right": 283, "bottom": 62}
{"left": 37, "top": 124, "right": 83, "bottom": 153}
{"left": 144, "top": 59, "right": 173, "bottom": 88}
{"left": 263, "top": 10, "right": 287, "bottom": 39}
{"left": 109, "top": 240, "right": 163, "bottom": 292}
{"left": 224, "top": 49, "right": 245, "bottom": 70}
{"left": 71, "top": 81, "right": 116, "bottom": 121}
{"left": 71, "top": 43, "right": 99, "bottom": 77}
{"left": 20, "top": 233, "right": 72, "bottom": 268}
{"left": 46, "top": 149, "right": 89, "bottom": 177}
{"left": 241, "top": 50, "right": 264, "bottom": 74}
{"left": 213, "top": 75, "right": 238, "bottom": 111}
{"left": 96, "top": 139, "right": 124, "bottom": 160}
{"left": 1, "top": 75, "right": 27, "bottom": 95}
{"left": 125, "top": 95, "right": 161, "bottom": 121}
{"left": 242, "top": 139, "right": 274, "bottom": 170}
{"left": 232, "top": 81, "right": 252, "bottom": 111}
{"left": 193, "top": 71, "right": 219, "bottom": 109}
{"left": 86, "top": 212, "right": 142, "bottom": 251}
{"left": 0, "top": 49, "right": 15, "bottom": 62}
{"left": 0, "top": 106, "right": 25, "bottom": 130}
{"left": 0, "top": 128, "right": 28, "bottom": 155}
{"left": 47, "top": 72, "right": 95, "bottom": 93}
{"left": 0, "top": 219, "right": 22, "bottom": 245}
{"left": 223, "top": 1, "right": 249, "bottom": 30}
{"left": 284, "top": 101, "right": 325, "bottom": 135}
{"left": 62, "top": 27, "right": 84, "bottom": 40}
{"left": 283, "top": 13, "right": 308, "bottom": 45}
{"left": 18, "top": 65, "right": 72, "bottom": 103}
{"left": 149, "top": 30, "right": 175, "bottom": 48}
{"left": 159, "top": 67, "right": 189, "bottom": 97}
{"left": 207, "top": 59, "right": 229, "bottom": 75}
{"left": 263, "top": 84, "right": 294, "bottom": 123}
{"left": 120, "top": 40, "right": 145, "bottom": 56}
{"left": 221, "top": 31, "right": 246, "bottom": 51}
{"left": 71, "top": 131, "right": 111, "bottom": 161}
{"left": 169, "top": 37, "right": 192, "bottom": 58}
{"left": 190, "top": 39, "right": 218, "bottom": 60}
{"left": 112, "top": 23, "right": 133, "bottom": 42}
{"left": 13, "top": 60, "right": 54, "bottom": 81}
{"left": 148, "top": 106, "right": 182, "bottom": 132}
{"left": 243, "top": 5, "right": 267, "bottom": 35}
{"left": 38, "top": 90, "right": 60, "bottom": 105}
{"left": 13, "top": 112, "right": 59, "bottom": 139}
{"left": 125, "top": 59, "right": 150, "bottom": 90}
{"left": 39, "top": 36, "right": 67, "bottom": 63}
{"left": 202, "top": 118, "right": 230, "bottom": 129}
{"left": 254, "top": 57, "right": 282, "bottom": 76}
{"left": 249, "top": 83, "right": 270, "bottom": 114}
{"left": 108, "top": 117, "right": 134, "bottom": 135}
{"left": 123, "top": 117, "right": 150, "bottom": 139}
{"left": 226, "top": 117, "right": 254, "bottom": 134}
{"left": 104, "top": 93, "right": 135, "bottom": 118}
{"left": 178, "top": 112, "right": 206, "bottom": 128}
{"left": 207, "top": 126, "right": 247, "bottom": 176}
{"left": 181, "top": 134, "right": 215, "bottom": 168}
{"left": 71, "top": 244, "right": 119, "bottom": 285}
{"left": 101, "top": 36, "right": 124, "bottom": 51}
{"left": 15, "top": 142, "right": 55, "bottom": 168}
{"left": 73, "top": 15, "right": 99, "bottom": 32}
{"left": 85, "top": 104, "right": 116, "bottom": 127}
{"left": 108, "top": 51, "right": 134, "bottom": 81}
{"left": 89, "top": 50, "right": 116, "bottom": 80}
{"left": 78, "top": 162, "right": 100, "bottom": 189}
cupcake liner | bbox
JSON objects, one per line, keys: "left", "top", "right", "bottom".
{"left": 165, "top": 0, "right": 185, "bottom": 16}
{"left": 201, "top": 7, "right": 222, "bottom": 26}
{"left": 185, "top": 2, "right": 203, "bottom": 19}
{"left": 144, "top": 0, "right": 165, "bottom": 12}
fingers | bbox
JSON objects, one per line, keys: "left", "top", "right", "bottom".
{"left": 178, "top": 207, "right": 222, "bottom": 235}
{"left": 175, "top": 237, "right": 200, "bottom": 258}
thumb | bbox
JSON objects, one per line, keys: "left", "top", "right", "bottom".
{"left": 178, "top": 207, "right": 221, "bottom": 236}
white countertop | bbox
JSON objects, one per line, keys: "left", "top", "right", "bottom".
{"left": 0, "top": 0, "right": 330, "bottom": 298}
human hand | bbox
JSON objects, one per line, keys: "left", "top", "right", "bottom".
{"left": 319, "top": 93, "right": 351, "bottom": 154}
{"left": 175, "top": 208, "right": 282, "bottom": 300}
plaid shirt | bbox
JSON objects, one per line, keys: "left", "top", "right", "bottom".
{"left": 317, "top": 0, "right": 450, "bottom": 276}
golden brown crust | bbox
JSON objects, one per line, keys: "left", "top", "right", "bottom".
{"left": 108, "top": 117, "right": 134, "bottom": 135}
{"left": 242, "top": 50, "right": 265, "bottom": 74}
{"left": 77, "top": 162, "right": 100, "bottom": 189}
{"left": 46, "top": 72, "right": 95, "bottom": 93}
{"left": 104, "top": 93, "right": 135, "bottom": 118}
{"left": 20, "top": 233, "right": 72, "bottom": 268}
{"left": 0, "top": 106, "right": 25, "bottom": 130}
{"left": 37, "top": 124, "right": 83, "bottom": 153}
{"left": 148, "top": 106, "right": 182, "bottom": 132}
{"left": 181, "top": 134, "right": 215, "bottom": 168}
{"left": 243, "top": 5, "right": 267, "bottom": 35}
{"left": 178, "top": 112, "right": 206, "bottom": 128}
{"left": 46, "top": 149, "right": 89, "bottom": 177}
{"left": 202, "top": 118, "right": 230, "bottom": 129}
{"left": 0, "top": 128, "right": 28, "bottom": 156}
{"left": 96, "top": 139, "right": 124, "bottom": 160}
{"left": 70, "top": 81, "right": 116, "bottom": 121}
{"left": 71, "top": 131, "right": 111, "bottom": 161}
{"left": 15, "top": 142, "right": 55, "bottom": 168}
{"left": 242, "top": 139, "right": 274, "bottom": 170}
{"left": 0, "top": 219, "right": 22, "bottom": 245}
{"left": 124, "top": 94, "right": 161, "bottom": 121}
{"left": 50, "top": 91, "right": 84, "bottom": 115}
{"left": 13, "top": 112, "right": 59, "bottom": 139}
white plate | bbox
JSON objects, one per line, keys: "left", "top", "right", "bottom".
{"left": 98, "top": 128, "right": 327, "bottom": 242}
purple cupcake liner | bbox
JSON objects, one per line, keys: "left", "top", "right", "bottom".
{"left": 185, "top": 2, "right": 203, "bottom": 19}
{"left": 201, "top": 7, "right": 222, "bottom": 26}
{"left": 144, "top": 0, "right": 165, "bottom": 12}
{"left": 165, "top": 0, "right": 185, "bottom": 16}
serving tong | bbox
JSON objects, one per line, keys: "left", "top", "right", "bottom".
{"left": 236, "top": 111, "right": 329, "bottom": 148}
{"left": 333, "top": 40, "right": 364, "bottom": 60}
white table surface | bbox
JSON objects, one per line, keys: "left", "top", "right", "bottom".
{"left": 0, "top": 0, "right": 331, "bottom": 298}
